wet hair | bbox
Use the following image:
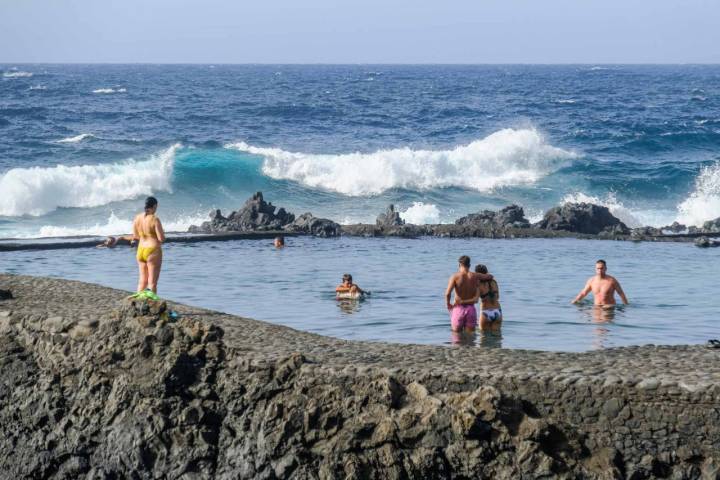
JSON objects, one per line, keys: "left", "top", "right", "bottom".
{"left": 475, "top": 264, "right": 488, "bottom": 274}
{"left": 596, "top": 259, "right": 607, "bottom": 267}
{"left": 342, "top": 273, "right": 353, "bottom": 283}
{"left": 458, "top": 255, "right": 470, "bottom": 268}
{"left": 144, "top": 196, "right": 158, "bottom": 213}
{"left": 275, "top": 235, "right": 285, "bottom": 245}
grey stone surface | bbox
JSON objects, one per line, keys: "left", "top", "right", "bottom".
{"left": 455, "top": 204, "right": 530, "bottom": 229}
{"left": 376, "top": 205, "right": 405, "bottom": 227}
{"left": 189, "top": 192, "right": 295, "bottom": 233}
{"left": 284, "top": 212, "right": 341, "bottom": 237}
{"left": 535, "top": 202, "right": 630, "bottom": 235}
{"left": 0, "top": 274, "right": 719, "bottom": 478}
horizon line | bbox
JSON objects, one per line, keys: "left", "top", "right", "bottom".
{"left": 2, "top": 61, "right": 720, "bottom": 66}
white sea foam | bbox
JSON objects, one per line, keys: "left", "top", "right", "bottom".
{"left": 92, "top": 88, "right": 127, "bottom": 94}
{"left": 226, "top": 128, "right": 576, "bottom": 196}
{"left": 400, "top": 202, "right": 441, "bottom": 224}
{"left": 677, "top": 162, "right": 720, "bottom": 226}
{"left": 0, "top": 144, "right": 179, "bottom": 217}
{"left": 556, "top": 99, "right": 577, "bottom": 104}
{"left": 3, "top": 71, "right": 33, "bottom": 78}
{"left": 27, "top": 212, "right": 207, "bottom": 239}
{"left": 56, "top": 133, "right": 94, "bottom": 143}
{"left": 29, "top": 85, "right": 47, "bottom": 90}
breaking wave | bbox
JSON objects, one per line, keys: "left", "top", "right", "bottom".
{"left": 227, "top": 128, "right": 576, "bottom": 196}
{"left": 93, "top": 88, "right": 127, "bottom": 94}
{"left": 400, "top": 202, "right": 441, "bottom": 224}
{"left": 3, "top": 71, "right": 33, "bottom": 78}
{"left": 677, "top": 162, "right": 720, "bottom": 227}
{"left": 0, "top": 145, "right": 179, "bottom": 217}
{"left": 57, "top": 133, "right": 94, "bottom": 143}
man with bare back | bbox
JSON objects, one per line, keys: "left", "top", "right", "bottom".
{"left": 445, "top": 255, "right": 493, "bottom": 332}
{"left": 572, "top": 259, "right": 629, "bottom": 306}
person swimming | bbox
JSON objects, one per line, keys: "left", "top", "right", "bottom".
{"left": 132, "top": 196, "right": 165, "bottom": 294}
{"left": 335, "top": 273, "right": 365, "bottom": 298}
{"left": 96, "top": 234, "right": 134, "bottom": 248}
{"left": 274, "top": 235, "right": 285, "bottom": 248}
{"left": 474, "top": 264, "right": 503, "bottom": 331}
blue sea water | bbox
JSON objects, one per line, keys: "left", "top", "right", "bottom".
{"left": 1, "top": 64, "right": 720, "bottom": 237}
{"left": 1, "top": 65, "right": 719, "bottom": 351}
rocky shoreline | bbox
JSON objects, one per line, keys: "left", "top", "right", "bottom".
{"left": 1, "top": 273, "right": 718, "bottom": 478}
{"left": 189, "top": 192, "right": 720, "bottom": 247}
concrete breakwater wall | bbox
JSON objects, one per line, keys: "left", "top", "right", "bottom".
{"left": 0, "top": 274, "right": 718, "bottom": 479}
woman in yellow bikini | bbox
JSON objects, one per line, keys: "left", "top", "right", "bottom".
{"left": 132, "top": 196, "right": 165, "bottom": 293}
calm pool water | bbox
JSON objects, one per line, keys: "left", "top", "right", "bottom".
{"left": 1, "top": 236, "right": 718, "bottom": 351}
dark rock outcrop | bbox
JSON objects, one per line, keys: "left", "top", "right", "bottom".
{"left": 456, "top": 204, "right": 530, "bottom": 229}
{"left": 702, "top": 217, "right": 720, "bottom": 233}
{"left": 536, "top": 202, "right": 629, "bottom": 235}
{"left": 285, "top": 213, "right": 341, "bottom": 237}
{"left": 189, "top": 192, "right": 295, "bottom": 233}
{"left": 662, "top": 222, "right": 687, "bottom": 233}
{"left": 376, "top": 205, "right": 405, "bottom": 227}
{"left": 0, "top": 289, "right": 11, "bottom": 300}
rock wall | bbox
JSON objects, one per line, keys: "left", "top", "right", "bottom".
{"left": 0, "top": 274, "right": 718, "bottom": 479}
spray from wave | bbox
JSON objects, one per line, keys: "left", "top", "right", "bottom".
{"left": 226, "top": 128, "right": 576, "bottom": 196}
{"left": 3, "top": 71, "right": 33, "bottom": 78}
{"left": 400, "top": 202, "right": 441, "bottom": 224}
{"left": 677, "top": 162, "right": 720, "bottom": 227}
{"left": 0, "top": 145, "right": 179, "bottom": 217}
{"left": 26, "top": 212, "right": 208, "bottom": 239}
{"left": 56, "top": 133, "right": 95, "bottom": 143}
{"left": 93, "top": 88, "right": 127, "bottom": 94}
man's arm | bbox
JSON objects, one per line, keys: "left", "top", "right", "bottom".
{"left": 614, "top": 278, "right": 629, "bottom": 305}
{"left": 444, "top": 276, "right": 456, "bottom": 311}
{"left": 475, "top": 272, "right": 493, "bottom": 282}
{"left": 572, "top": 279, "right": 593, "bottom": 304}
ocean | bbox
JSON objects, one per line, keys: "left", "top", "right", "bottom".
{"left": 1, "top": 64, "right": 720, "bottom": 237}
{"left": 2, "top": 64, "right": 719, "bottom": 351}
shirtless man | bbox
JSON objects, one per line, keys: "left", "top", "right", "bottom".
{"left": 572, "top": 259, "right": 629, "bottom": 306}
{"left": 445, "top": 255, "right": 493, "bottom": 332}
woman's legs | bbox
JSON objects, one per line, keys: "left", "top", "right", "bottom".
{"left": 137, "top": 260, "right": 148, "bottom": 292}
{"left": 146, "top": 250, "right": 163, "bottom": 293}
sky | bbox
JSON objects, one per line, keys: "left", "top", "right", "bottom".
{"left": 1, "top": 0, "right": 718, "bottom": 64}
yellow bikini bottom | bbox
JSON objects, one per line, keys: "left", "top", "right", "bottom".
{"left": 136, "top": 246, "right": 160, "bottom": 262}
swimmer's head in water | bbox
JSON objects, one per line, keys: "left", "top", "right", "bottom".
{"left": 342, "top": 273, "right": 352, "bottom": 284}
{"left": 274, "top": 236, "right": 285, "bottom": 247}
{"left": 458, "top": 255, "right": 470, "bottom": 268}
{"left": 144, "top": 196, "right": 158, "bottom": 213}
{"left": 475, "top": 264, "right": 488, "bottom": 274}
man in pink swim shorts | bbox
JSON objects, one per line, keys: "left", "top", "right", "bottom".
{"left": 444, "top": 255, "right": 493, "bottom": 333}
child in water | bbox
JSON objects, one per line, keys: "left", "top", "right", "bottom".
{"left": 335, "top": 273, "right": 365, "bottom": 298}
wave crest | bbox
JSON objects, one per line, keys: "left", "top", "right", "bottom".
{"left": 3, "top": 71, "right": 33, "bottom": 78}
{"left": 227, "top": 128, "right": 575, "bottom": 196}
{"left": 677, "top": 162, "right": 720, "bottom": 226}
{"left": 0, "top": 145, "right": 179, "bottom": 217}
{"left": 93, "top": 88, "right": 126, "bottom": 94}
{"left": 57, "top": 133, "right": 94, "bottom": 143}
{"left": 400, "top": 202, "right": 441, "bottom": 224}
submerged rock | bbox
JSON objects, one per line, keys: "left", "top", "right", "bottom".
{"left": 694, "top": 236, "right": 720, "bottom": 248}
{"left": 376, "top": 205, "right": 405, "bottom": 227}
{"left": 536, "top": 202, "right": 629, "bottom": 235}
{"left": 456, "top": 205, "right": 530, "bottom": 229}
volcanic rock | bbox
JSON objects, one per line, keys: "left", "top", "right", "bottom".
{"left": 536, "top": 202, "right": 629, "bottom": 235}
{"left": 702, "top": 217, "right": 720, "bottom": 233}
{"left": 285, "top": 213, "right": 341, "bottom": 237}
{"left": 694, "top": 236, "right": 720, "bottom": 248}
{"left": 456, "top": 205, "right": 530, "bottom": 229}
{"left": 0, "top": 289, "right": 12, "bottom": 300}
{"left": 376, "top": 205, "right": 405, "bottom": 227}
{"left": 189, "top": 192, "right": 295, "bottom": 233}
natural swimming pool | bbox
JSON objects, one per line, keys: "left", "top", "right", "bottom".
{"left": 1, "top": 236, "right": 718, "bottom": 351}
